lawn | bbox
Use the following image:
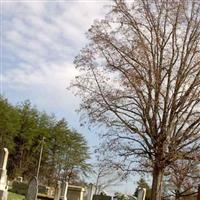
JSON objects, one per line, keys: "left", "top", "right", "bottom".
{"left": 8, "top": 192, "right": 53, "bottom": 200}
{"left": 8, "top": 192, "right": 24, "bottom": 200}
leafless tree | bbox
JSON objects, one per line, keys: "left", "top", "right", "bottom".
{"left": 72, "top": 0, "right": 200, "bottom": 199}
{"left": 164, "top": 160, "right": 200, "bottom": 200}
{"left": 93, "top": 163, "right": 121, "bottom": 194}
{"left": 92, "top": 151, "right": 122, "bottom": 194}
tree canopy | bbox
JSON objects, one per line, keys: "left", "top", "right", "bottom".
{"left": 0, "top": 96, "right": 91, "bottom": 185}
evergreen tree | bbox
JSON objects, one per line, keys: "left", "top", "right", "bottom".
{"left": 0, "top": 96, "right": 19, "bottom": 151}
{"left": 0, "top": 96, "right": 91, "bottom": 185}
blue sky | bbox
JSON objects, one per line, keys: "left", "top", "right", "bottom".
{"left": 1, "top": 0, "right": 144, "bottom": 194}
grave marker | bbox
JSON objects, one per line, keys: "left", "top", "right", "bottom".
{"left": 87, "top": 183, "right": 95, "bottom": 200}
{"left": 0, "top": 148, "right": 9, "bottom": 200}
{"left": 60, "top": 181, "right": 68, "bottom": 200}
{"left": 54, "top": 181, "right": 61, "bottom": 200}
{"left": 137, "top": 188, "right": 146, "bottom": 200}
{"left": 25, "top": 177, "right": 38, "bottom": 200}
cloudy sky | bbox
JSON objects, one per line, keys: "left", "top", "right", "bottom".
{"left": 2, "top": 0, "right": 109, "bottom": 147}
{"left": 1, "top": 0, "right": 142, "bottom": 193}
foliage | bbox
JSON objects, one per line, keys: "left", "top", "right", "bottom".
{"left": 0, "top": 97, "right": 19, "bottom": 151}
{"left": 72, "top": 0, "right": 200, "bottom": 199}
{"left": 0, "top": 96, "right": 91, "bottom": 184}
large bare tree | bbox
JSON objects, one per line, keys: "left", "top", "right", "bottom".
{"left": 72, "top": 0, "right": 200, "bottom": 199}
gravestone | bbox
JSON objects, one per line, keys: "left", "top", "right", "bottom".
{"left": 137, "top": 188, "right": 146, "bottom": 200}
{"left": 0, "top": 148, "right": 9, "bottom": 200}
{"left": 25, "top": 177, "right": 38, "bottom": 200}
{"left": 87, "top": 183, "right": 95, "bottom": 200}
{"left": 67, "top": 185, "right": 85, "bottom": 200}
{"left": 54, "top": 181, "right": 61, "bottom": 200}
{"left": 60, "top": 181, "right": 68, "bottom": 200}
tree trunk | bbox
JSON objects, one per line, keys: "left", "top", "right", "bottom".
{"left": 175, "top": 189, "right": 181, "bottom": 200}
{"left": 151, "top": 165, "right": 164, "bottom": 200}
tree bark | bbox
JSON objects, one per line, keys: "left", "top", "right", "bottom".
{"left": 175, "top": 190, "right": 180, "bottom": 200}
{"left": 151, "top": 165, "right": 164, "bottom": 200}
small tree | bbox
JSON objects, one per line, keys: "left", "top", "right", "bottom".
{"left": 72, "top": 0, "right": 200, "bottom": 199}
{"left": 93, "top": 155, "right": 121, "bottom": 194}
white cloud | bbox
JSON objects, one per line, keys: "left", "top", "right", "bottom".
{"left": 4, "top": 62, "right": 77, "bottom": 88}
{"left": 2, "top": 0, "right": 113, "bottom": 123}
{"left": 2, "top": 0, "right": 112, "bottom": 148}
{"left": 3, "top": 1, "right": 112, "bottom": 67}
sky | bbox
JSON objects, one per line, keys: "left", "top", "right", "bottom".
{"left": 1, "top": 0, "right": 143, "bottom": 194}
{"left": 1, "top": 0, "right": 108, "bottom": 153}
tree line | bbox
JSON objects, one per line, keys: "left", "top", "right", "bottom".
{"left": 0, "top": 96, "right": 91, "bottom": 185}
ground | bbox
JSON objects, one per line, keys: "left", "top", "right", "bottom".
{"left": 8, "top": 192, "right": 24, "bottom": 200}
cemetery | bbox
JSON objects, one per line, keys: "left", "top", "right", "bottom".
{"left": 1, "top": 0, "right": 200, "bottom": 200}
{"left": 0, "top": 147, "right": 160, "bottom": 200}
{"left": 0, "top": 147, "right": 199, "bottom": 200}
{"left": 0, "top": 147, "right": 147, "bottom": 200}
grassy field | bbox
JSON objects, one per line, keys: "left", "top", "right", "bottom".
{"left": 8, "top": 192, "right": 24, "bottom": 200}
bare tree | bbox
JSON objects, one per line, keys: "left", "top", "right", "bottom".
{"left": 72, "top": 0, "right": 200, "bottom": 199}
{"left": 93, "top": 154, "right": 122, "bottom": 194}
{"left": 164, "top": 160, "right": 200, "bottom": 200}
{"left": 93, "top": 162, "right": 121, "bottom": 194}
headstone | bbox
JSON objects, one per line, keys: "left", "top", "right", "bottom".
{"left": 137, "top": 188, "right": 146, "bottom": 200}
{"left": 54, "top": 181, "right": 61, "bottom": 200}
{"left": 25, "top": 177, "right": 38, "bottom": 200}
{"left": 46, "top": 186, "right": 51, "bottom": 196}
{"left": 0, "top": 148, "right": 9, "bottom": 200}
{"left": 93, "top": 194, "right": 112, "bottom": 200}
{"left": 60, "top": 181, "right": 68, "bottom": 200}
{"left": 87, "top": 183, "right": 95, "bottom": 200}
{"left": 16, "top": 176, "right": 23, "bottom": 182}
{"left": 67, "top": 185, "right": 85, "bottom": 200}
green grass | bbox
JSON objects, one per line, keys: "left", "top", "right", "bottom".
{"left": 8, "top": 192, "right": 24, "bottom": 200}
{"left": 8, "top": 192, "right": 53, "bottom": 200}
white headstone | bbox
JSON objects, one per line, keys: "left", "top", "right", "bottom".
{"left": 25, "top": 177, "right": 38, "bottom": 200}
{"left": 0, "top": 148, "right": 9, "bottom": 200}
{"left": 60, "top": 181, "right": 68, "bottom": 200}
{"left": 137, "top": 188, "right": 146, "bottom": 200}
{"left": 87, "top": 183, "right": 95, "bottom": 200}
{"left": 54, "top": 181, "right": 61, "bottom": 200}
